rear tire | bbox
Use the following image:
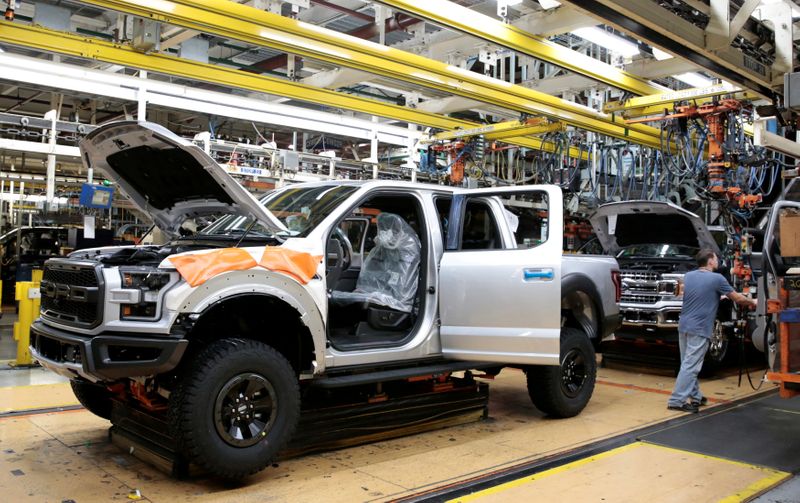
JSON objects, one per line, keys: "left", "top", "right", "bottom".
{"left": 169, "top": 338, "right": 300, "bottom": 479}
{"left": 70, "top": 379, "right": 113, "bottom": 420}
{"left": 526, "top": 328, "right": 596, "bottom": 418}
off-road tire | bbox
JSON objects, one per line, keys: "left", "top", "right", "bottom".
{"left": 169, "top": 338, "right": 300, "bottom": 479}
{"left": 526, "top": 328, "right": 596, "bottom": 418}
{"left": 70, "top": 379, "right": 113, "bottom": 420}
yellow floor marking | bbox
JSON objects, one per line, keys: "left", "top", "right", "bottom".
{"left": 0, "top": 382, "right": 79, "bottom": 414}
{"left": 448, "top": 442, "right": 790, "bottom": 503}
{"left": 641, "top": 442, "right": 792, "bottom": 502}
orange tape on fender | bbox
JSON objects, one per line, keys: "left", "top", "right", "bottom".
{"left": 259, "top": 246, "right": 322, "bottom": 284}
{"left": 169, "top": 248, "right": 257, "bottom": 287}
{"left": 169, "top": 247, "right": 322, "bottom": 287}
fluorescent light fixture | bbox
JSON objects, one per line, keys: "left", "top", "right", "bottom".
{"left": 538, "top": 0, "right": 562, "bottom": 9}
{"left": 501, "top": 0, "right": 524, "bottom": 5}
{"left": 673, "top": 72, "right": 714, "bottom": 88}
{"left": 652, "top": 47, "right": 672, "bottom": 60}
{"left": 572, "top": 27, "right": 639, "bottom": 58}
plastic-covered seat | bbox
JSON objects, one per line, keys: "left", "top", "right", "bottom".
{"left": 331, "top": 212, "right": 421, "bottom": 313}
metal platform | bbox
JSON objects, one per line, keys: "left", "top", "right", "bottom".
{"left": 109, "top": 377, "right": 489, "bottom": 478}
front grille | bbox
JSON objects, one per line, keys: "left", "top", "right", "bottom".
{"left": 621, "top": 294, "right": 659, "bottom": 304}
{"left": 622, "top": 310, "right": 658, "bottom": 324}
{"left": 42, "top": 266, "right": 97, "bottom": 287}
{"left": 40, "top": 261, "right": 103, "bottom": 328}
{"left": 625, "top": 284, "right": 658, "bottom": 293}
{"left": 621, "top": 271, "right": 660, "bottom": 282}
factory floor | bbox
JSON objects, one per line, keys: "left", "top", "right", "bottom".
{"left": 1, "top": 307, "right": 798, "bottom": 503}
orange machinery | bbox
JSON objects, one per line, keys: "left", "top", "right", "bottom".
{"left": 627, "top": 99, "right": 762, "bottom": 207}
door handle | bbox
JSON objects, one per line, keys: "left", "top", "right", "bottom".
{"left": 523, "top": 268, "right": 554, "bottom": 281}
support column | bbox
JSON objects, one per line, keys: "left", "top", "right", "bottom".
{"left": 137, "top": 70, "right": 147, "bottom": 121}
{"left": 758, "top": 2, "right": 793, "bottom": 80}
{"left": 405, "top": 123, "right": 418, "bottom": 183}
{"left": 705, "top": 0, "right": 729, "bottom": 49}
{"left": 44, "top": 105, "right": 58, "bottom": 205}
{"left": 367, "top": 116, "right": 379, "bottom": 179}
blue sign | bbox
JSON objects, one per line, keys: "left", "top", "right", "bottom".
{"left": 79, "top": 183, "right": 114, "bottom": 209}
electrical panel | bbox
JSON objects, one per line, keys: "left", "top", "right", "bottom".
{"left": 132, "top": 18, "right": 161, "bottom": 53}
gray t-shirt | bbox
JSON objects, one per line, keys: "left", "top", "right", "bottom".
{"left": 678, "top": 269, "right": 734, "bottom": 337}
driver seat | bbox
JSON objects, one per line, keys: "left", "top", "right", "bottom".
{"left": 331, "top": 212, "right": 421, "bottom": 330}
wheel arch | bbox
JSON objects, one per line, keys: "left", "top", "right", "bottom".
{"left": 174, "top": 271, "right": 326, "bottom": 375}
{"left": 561, "top": 273, "right": 604, "bottom": 343}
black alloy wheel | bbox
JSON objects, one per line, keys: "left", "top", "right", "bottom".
{"left": 560, "top": 347, "right": 588, "bottom": 399}
{"left": 214, "top": 373, "right": 278, "bottom": 448}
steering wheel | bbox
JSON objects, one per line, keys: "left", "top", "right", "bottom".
{"left": 326, "top": 227, "right": 353, "bottom": 291}
{"left": 333, "top": 227, "right": 353, "bottom": 271}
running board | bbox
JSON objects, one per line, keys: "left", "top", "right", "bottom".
{"left": 310, "top": 361, "right": 499, "bottom": 388}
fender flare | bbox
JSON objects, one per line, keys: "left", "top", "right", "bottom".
{"left": 176, "top": 270, "right": 327, "bottom": 373}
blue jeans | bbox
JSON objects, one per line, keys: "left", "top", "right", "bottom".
{"left": 668, "top": 332, "right": 709, "bottom": 406}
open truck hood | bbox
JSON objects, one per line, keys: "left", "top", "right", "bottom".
{"left": 80, "top": 121, "right": 287, "bottom": 237}
{"left": 589, "top": 200, "right": 719, "bottom": 255}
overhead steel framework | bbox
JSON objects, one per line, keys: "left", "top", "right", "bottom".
{"left": 68, "top": 0, "right": 666, "bottom": 148}
{"left": 374, "top": 0, "right": 664, "bottom": 97}
{"left": 0, "top": 21, "right": 588, "bottom": 157}
{"left": 560, "top": 0, "right": 777, "bottom": 98}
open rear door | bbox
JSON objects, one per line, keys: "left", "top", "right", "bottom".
{"left": 438, "top": 186, "right": 562, "bottom": 366}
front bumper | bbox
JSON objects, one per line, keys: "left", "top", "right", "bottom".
{"left": 619, "top": 301, "right": 682, "bottom": 329}
{"left": 29, "top": 320, "right": 188, "bottom": 382}
{"left": 613, "top": 325, "right": 680, "bottom": 344}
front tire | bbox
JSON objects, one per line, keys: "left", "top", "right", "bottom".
{"left": 169, "top": 339, "right": 300, "bottom": 479}
{"left": 70, "top": 379, "right": 113, "bottom": 420}
{"left": 526, "top": 328, "right": 596, "bottom": 418}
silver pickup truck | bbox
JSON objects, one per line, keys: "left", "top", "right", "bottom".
{"left": 30, "top": 122, "right": 620, "bottom": 479}
{"left": 590, "top": 201, "right": 737, "bottom": 368}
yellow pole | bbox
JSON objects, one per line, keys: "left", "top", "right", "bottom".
{"left": 12, "top": 280, "right": 40, "bottom": 367}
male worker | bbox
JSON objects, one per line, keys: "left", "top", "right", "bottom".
{"left": 667, "top": 249, "right": 757, "bottom": 413}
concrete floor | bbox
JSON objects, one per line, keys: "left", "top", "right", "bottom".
{"left": 1, "top": 310, "right": 798, "bottom": 502}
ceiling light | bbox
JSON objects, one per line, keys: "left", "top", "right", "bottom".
{"left": 652, "top": 47, "right": 672, "bottom": 60}
{"left": 538, "top": 0, "right": 562, "bottom": 9}
{"left": 572, "top": 27, "right": 639, "bottom": 58}
{"left": 501, "top": 0, "right": 524, "bottom": 5}
{"left": 673, "top": 72, "right": 714, "bottom": 88}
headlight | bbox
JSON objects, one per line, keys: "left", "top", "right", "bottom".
{"left": 119, "top": 270, "right": 173, "bottom": 319}
{"left": 658, "top": 275, "right": 684, "bottom": 298}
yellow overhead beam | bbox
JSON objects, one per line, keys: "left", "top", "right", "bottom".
{"left": 421, "top": 118, "right": 558, "bottom": 143}
{"left": 376, "top": 0, "right": 662, "bottom": 97}
{"left": 603, "top": 82, "right": 746, "bottom": 113}
{"left": 485, "top": 122, "right": 566, "bottom": 141}
{"left": 75, "top": 0, "right": 666, "bottom": 148}
{"left": 0, "top": 21, "right": 587, "bottom": 158}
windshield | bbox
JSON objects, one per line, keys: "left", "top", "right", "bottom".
{"left": 617, "top": 243, "right": 698, "bottom": 259}
{"left": 201, "top": 184, "right": 358, "bottom": 238}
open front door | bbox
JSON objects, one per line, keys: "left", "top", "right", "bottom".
{"left": 439, "top": 186, "right": 562, "bottom": 366}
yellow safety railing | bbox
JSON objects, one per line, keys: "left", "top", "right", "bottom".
{"left": 11, "top": 271, "right": 42, "bottom": 367}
